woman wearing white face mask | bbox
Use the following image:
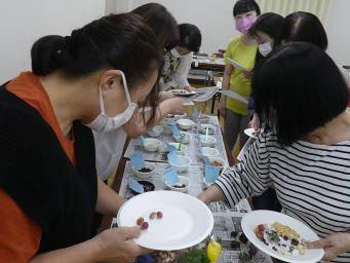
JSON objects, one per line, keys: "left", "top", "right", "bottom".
{"left": 161, "top": 23, "right": 202, "bottom": 92}
{"left": 247, "top": 12, "right": 286, "bottom": 132}
{"left": 91, "top": 3, "right": 187, "bottom": 182}
{"left": 0, "top": 13, "right": 162, "bottom": 263}
{"left": 246, "top": 13, "right": 286, "bottom": 213}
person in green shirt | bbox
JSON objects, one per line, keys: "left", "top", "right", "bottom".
{"left": 220, "top": 0, "right": 260, "bottom": 151}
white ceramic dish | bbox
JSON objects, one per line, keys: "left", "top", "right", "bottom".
{"left": 132, "top": 162, "right": 157, "bottom": 179}
{"left": 198, "top": 114, "right": 211, "bottom": 123}
{"left": 206, "top": 156, "right": 228, "bottom": 175}
{"left": 170, "top": 89, "right": 196, "bottom": 97}
{"left": 147, "top": 126, "right": 164, "bottom": 137}
{"left": 201, "top": 147, "right": 219, "bottom": 157}
{"left": 199, "top": 124, "right": 216, "bottom": 135}
{"left": 241, "top": 210, "right": 324, "bottom": 263}
{"left": 165, "top": 113, "right": 187, "bottom": 121}
{"left": 165, "top": 176, "right": 190, "bottom": 193}
{"left": 168, "top": 143, "right": 188, "bottom": 156}
{"left": 174, "top": 132, "right": 192, "bottom": 144}
{"left": 144, "top": 138, "right": 162, "bottom": 152}
{"left": 177, "top": 119, "right": 195, "bottom": 130}
{"left": 244, "top": 128, "right": 260, "bottom": 139}
{"left": 199, "top": 135, "right": 216, "bottom": 147}
{"left": 117, "top": 191, "right": 214, "bottom": 251}
{"left": 168, "top": 155, "right": 192, "bottom": 173}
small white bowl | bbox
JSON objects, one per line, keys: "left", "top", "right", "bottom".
{"left": 143, "top": 138, "right": 162, "bottom": 152}
{"left": 198, "top": 114, "right": 211, "bottom": 123}
{"left": 199, "top": 135, "right": 217, "bottom": 147}
{"left": 201, "top": 147, "right": 219, "bottom": 157}
{"left": 165, "top": 113, "right": 187, "bottom": 121}
{"left": 147, "top": 125, "right": 164, "bottom": 137}
{"left": 132, "top": 162, "right": 157, "bottom": 179}
{"left": 165, "top": 176, "right": 190, "bottom": 193}
{"left": 169, "top": 143, "right": 188, "bottom": 155}
{"left": 177, "top": 119, "right": 195, "bottom": 130}
{"left": 174, "top": 132, "right": 192, "bottom": 144}
{"left": 199, "top": 124, "right": 216, "bottom": 135}
{"left": 207, "top": 156, "right": 228, "bottom": 173}
{"left": 163, "top": 124, "right": 173, "bottom": 135}
{"left": 168, "top": 155, "right": 192, "bottom": 173}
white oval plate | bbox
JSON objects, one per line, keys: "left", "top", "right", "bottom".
{"left": 170, "top": 89, "right": 196, "bottom": 97}
{"left": 244, "top": 128, "right": 259, "bottom": 139}
{"left": 117, "top": 190, "right": 214, "bottom": 251}
{"left": 241, "top": 210, "right": 324, "bottom": 263}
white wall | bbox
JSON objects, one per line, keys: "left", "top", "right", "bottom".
{"left": 116, "top": 0, "right": 350, "bottom": 66}
{"left": 327, "top": 0, "right": 350, "bottom": 66}
{"left": 116, "top": 0, "right": 240, "bottom": 55}
{"left": 0, "top": 0, "right": 105, "bottom": 83}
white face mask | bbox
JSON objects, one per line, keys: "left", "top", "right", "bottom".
{"left": 85, "top": 71, "right": 138, "bottom": 132}
{"left": 170, "top": 48, "right": 182, "bottom": 58}
{"left": 259, "top": 42, "right": 273, "bottom": 57}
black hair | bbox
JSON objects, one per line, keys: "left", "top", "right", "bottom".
{"left": 250, "top": 13, "right": 285, "bottom": 47}
{"left": 283, "top": 11, "right": 328, "bottom": 51}
{"left": 233, "top": 0, "right": 261, "bottom": 17}
{"left": 31, "top": 13, "right": 163, "bottom": 125}
{"left": 254, "top": 42, "right": 349, "bottom": 145}
{"left": 178, "top": 23, "right": 202, "bottom": 52}
{"left": 249, "top": 12, "right": 286, "bottom": 68}
{"left": 132, "top": 3, "right": 179, "bottom": 51}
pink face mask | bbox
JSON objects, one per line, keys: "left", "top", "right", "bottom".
{"left": 235, "top": 17, "right": 256, "bottom": 34}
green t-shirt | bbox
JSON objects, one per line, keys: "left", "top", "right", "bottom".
{"left": 224, "top": 36, "right": 257, "bottom": 115}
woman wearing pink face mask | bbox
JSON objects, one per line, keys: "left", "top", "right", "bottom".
{"left": 220, "top": 0, "right": 260, "bottom": 152}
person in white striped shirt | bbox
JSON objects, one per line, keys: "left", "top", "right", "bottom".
{"left": 199, "top": 42, "right": 350, "bottom": 263}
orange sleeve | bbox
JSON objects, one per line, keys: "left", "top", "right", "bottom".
{"left": 0, "top": 189, "right": 42, "bottom": 263}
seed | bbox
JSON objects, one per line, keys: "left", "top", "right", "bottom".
{"left": 149, "top": 212, "right": 157, "bottom": 219}
{"left": 291, "top": 239, "right": 299, "bottom": 246}
{"left": 136, "top": 217, "right": 144, "bottom": 225}
{"left": 157, "top": 211, "right": 163, "bottom": 219}
{"left": 141, "top": 221, "right": 149, "bottom": 230}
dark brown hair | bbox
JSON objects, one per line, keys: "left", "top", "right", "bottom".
{"left": 132, "top": 3, "right": 179, "bottom": 51}
{"left": 31, "top": 13, "right": 163, "bottom": 125}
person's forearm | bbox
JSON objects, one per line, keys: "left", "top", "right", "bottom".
{"left": 124, "top": 102, "right": 174, "bottom": 138}
{"left": 159, "top": 91, "right": 174, "bottom": 102}
{"left": 95, "top": 176, "right": 123, "bottom": 217}
{"left": 222, "top": 73, "right": 231, "bottom": 91}
{"left": 123, "top": 110, "right": 150, "bottom": 138}
{"left": 30, "top": 238, "right": 101, "bottom": 263}
{"left": 198, "top": 185, "right": 226, "bottom": 204}
{"left": 222, "top": 64, "right": 233, "bottom": 90}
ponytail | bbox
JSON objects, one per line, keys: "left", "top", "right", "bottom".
{"left": 31, "top": 35, "right": 70, "bottom": 76}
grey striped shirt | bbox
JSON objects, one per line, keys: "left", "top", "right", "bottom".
{"left": 216, "top": 133, "right": 350, "bottom": 263}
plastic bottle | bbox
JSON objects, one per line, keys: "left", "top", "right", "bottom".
{"left": 207, "top": 235, "right": 222, "bottom": 263}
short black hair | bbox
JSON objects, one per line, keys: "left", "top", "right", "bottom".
{"left": 283, "top": 11, "right": 328, "bottom": 51}
{"left": 178, "top": 23, "right": 202, "bottom": 53}
{"left": 132, "top": 3, "right": 179, "bottom": 50}
{"left": 254, "top": 42, "right": 349, "bottom": 145}
{"left": 250, "top": 13, "right": 286, "bottom": 70}
{"left": 233, "top": 0, "right": 261, "bottom": 17}
{"left": 249, "top": 13, "right": 286, "bottom": 47}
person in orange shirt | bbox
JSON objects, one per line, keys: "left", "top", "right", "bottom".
{"left": 0, "top": 13, "right": 162, "bottom": 263}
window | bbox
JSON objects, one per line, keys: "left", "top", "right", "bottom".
{"left": 255, "top": 0, "right": 332, "bottom": 25}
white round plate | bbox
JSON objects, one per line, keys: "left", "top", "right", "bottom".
{"left": 170, "top": 89, "right": 196, "bottom": 97}
{"left": 244, "top": 128, "right": 258, "bottom": 139}
{"left": 117, "top": 190, "right": 214, "bottom": 251}
{"left": 241, "top": 210, "right": 324, "bottom": 263}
